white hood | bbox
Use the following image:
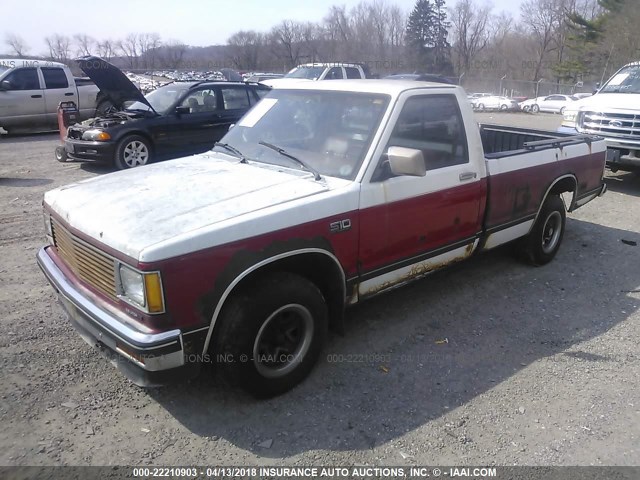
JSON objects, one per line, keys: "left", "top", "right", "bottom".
{"left": 260, "top": 77, "right": 312, "bottom": 88}
{"left": 44, "top": 153, "right": 337, "bottom": 261}
{"left": 571, "top": 92, "right": 640, "bottom": 112}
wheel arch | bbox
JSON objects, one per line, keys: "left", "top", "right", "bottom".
{"left": 115, "top": 131, "right": 155, "bottom": 152}
{"left": 201, "top": 248, "right": 347, "bottom": 355}
{"left": 532, "top": 174, "right": 577, "bottom": 228}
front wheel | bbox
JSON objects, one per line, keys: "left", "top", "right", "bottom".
{"left": 500, "top": 104, "right": 508, "bottom": 110}
{"left": 477, "top": 103, "right": 485, "bottom": 111}
{"left": 518, "top": 195, "right": 566, "bottom": 266}
{"left": 213, "top": 272, "right": 328, "bottom": 398}
{"left": 55, "top": 145, "right": 67, "bottom": 162}
{"left": 114, "top": 135, "right": 152, "bottom": 170}
{"left": 531, "top": 104, "right": 540, "bottom": 114}
{"left": 560, "top": 106, "right": 566, "bottom": 115}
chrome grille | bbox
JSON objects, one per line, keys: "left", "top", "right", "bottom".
{"left": 51, "top": 219, "right": 117, "bottom": 300}
{"left": 579, "top": 111, "right": 640, "bottom": 138}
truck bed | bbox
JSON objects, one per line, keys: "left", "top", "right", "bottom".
{"left": 480, "top": 124, "right": 593, "bottom": 157}
{"left": 479, "top": 124, "right": 606, "bottom": 238}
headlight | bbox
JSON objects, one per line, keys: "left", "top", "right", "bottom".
{"left": 81, "top": 129, "right": 111, "bottom": 141}
{"left": 118, "top": 265, "right": 165, "bottom": 314}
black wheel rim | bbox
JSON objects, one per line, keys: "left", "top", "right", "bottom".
{"left": 541, "top": 211, "right": 562, "bottom": 254}
{"left": 253, "top": 304, "right": 313, "bottom": 379}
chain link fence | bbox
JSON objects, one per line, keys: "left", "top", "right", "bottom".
{"left": 461, "top": 77, "right": 597, "bottom": 98}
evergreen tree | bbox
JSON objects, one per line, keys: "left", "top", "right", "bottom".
{"left": 405, "top": 0, "right": 452, "bottom": 74}
{"left": 559, "top": 0, "right": 627, "bottom": 82}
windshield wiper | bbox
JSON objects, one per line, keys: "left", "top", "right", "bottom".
{"left": 214, "top": 142, "right": 248, "bottom": 163}
{"left": 258, "top": 141, "right": 321, "bottom": 180}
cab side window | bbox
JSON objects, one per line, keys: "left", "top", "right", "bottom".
{"left": 41, "top": 68, "right": 69, "bottom": 89}
{"left": 180, "top": 88, "right": 217, "bottom": 113}
{"left": 326, "top": 67, "right": 343, "bottom": 80}
{"left": 3, "top": 68, "right": 39, "bottom": 90}
{"left": 386, "top": 95, "right": 468, "bottom": 171}
{"left": 221, "top": 87, "right": 250, "bottom": 110}
{"left": 345, "top": 67, "right": 361, "bottom": 79}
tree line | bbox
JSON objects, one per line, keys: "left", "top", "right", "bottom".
{"left": 3, "top": 0, "right": 638, "bottom": 86}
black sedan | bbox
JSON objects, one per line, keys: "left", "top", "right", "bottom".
{"left": 65, "top": 57, "right": 269, "bottom": 169}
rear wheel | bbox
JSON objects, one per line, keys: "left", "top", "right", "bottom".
{"left": 500, "top": 104, "right": 508, "bottom": 110}
{"left": 213, "top": 272, "right": 328, "bottom": 398}
{"left": 114, "top": 135, "right": 152, "bottom": 170}
{"left": 517, "top": 195, "right": 566, "bottom": 266}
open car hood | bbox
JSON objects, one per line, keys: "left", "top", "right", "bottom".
{"left": 75, "top": 56, "right": 153, "bottom": 110}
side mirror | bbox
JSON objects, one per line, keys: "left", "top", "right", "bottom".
{"left": 0, "top": 80, "right": 11, "bottom": 91}
{"left": 175, "top": 106, "right": 190, "bottom": 115}
{"left": 387, "top": 146, "right": 426, "bottom": 177}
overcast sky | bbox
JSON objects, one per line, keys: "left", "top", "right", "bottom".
{"left": 3, "top": 0, "right": 522, "bottom": 55}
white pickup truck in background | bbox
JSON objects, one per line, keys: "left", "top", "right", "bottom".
{"left": 261, "top": 62, "right": 367, "bottom": 88}
{"left": 561, "top": 61, "right": 640, "bottom": 172}
{"left": 0, "top": 58, "right": 106, "bottom": 133}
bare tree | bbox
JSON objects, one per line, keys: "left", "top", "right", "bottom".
{"left": 96, "top": 39, "right": 116, "bottom": 62}
{"left": 118, "top": 33, "right": 139, "bottom": 69}
{"left": 227, "top": 30, "right": 263, "bottom": 70}
{"left": 137, "top": 33, "right": 162, "bottom": 69}
{"left": 74, "top": 34, "right": 95, "bottom": 56}
{"left": 269, "top": 20, "right": 306, "bottom": 69}
{"left": 5, "top": 33, "right": 29, "bottom": 57}
{"left": 161, "top": 40, "right": 188, "bottom": 69}
{"left": 45, "top": 34, "right": 72, "bottom": 62}
{"left": 450, "top": 0, "right": 492, "bottom": 74}
{"left": 520, "top": 0, "right": 566, "bottom": 81}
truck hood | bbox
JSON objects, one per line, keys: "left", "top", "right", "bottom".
{"left": 44, "top": 153, "right": 334, "bottom": 261}
{"left": 75, "top": 56, "right": 152, "bottom": 110}
{"left": 572, "top": 92, "right": 640, "bottom": 111}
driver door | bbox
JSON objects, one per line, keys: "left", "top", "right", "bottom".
{"left": 0, "top": 67, "right": 45, "bottom": 129}
{"left": 357, "top": 93, "right": 484, "bottom": 297}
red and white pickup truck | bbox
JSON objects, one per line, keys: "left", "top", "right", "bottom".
{"left": 37, "top": 80, "right": 607, "bottom": 397}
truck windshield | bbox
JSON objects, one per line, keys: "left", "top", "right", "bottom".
{"left": 218, "top": 89, "right": 390, "bottom": 180}
{"left": 601, "top": 65, "right": 640, "bottom": 94}
{"left": 285, "top": 66, "right": 326, "bottom": 80}
{"left": 127, "top": 83, "right": 190, "bottom": 114}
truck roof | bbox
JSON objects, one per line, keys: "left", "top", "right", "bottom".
{"left": 0, "top": 58, "right": 67, "bottom": 69}
{"left": 276, "top": 79, "right": 458, "bottom": 96}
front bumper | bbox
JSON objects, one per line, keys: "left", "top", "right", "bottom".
{"left": 37, "top": 246, "right": 198, "bottom": 386}
{"left": 64, "top": 138, "right": 115, "bottom": 163}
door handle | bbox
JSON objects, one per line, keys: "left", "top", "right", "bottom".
{"left": 459, "top": 172, "right": 477, "bottom": 181}
{"left": 64, "top": 92, "right": 75, "bottom": 96}
{"left": 31, "top": 94, "right": 42, "bottom": 98}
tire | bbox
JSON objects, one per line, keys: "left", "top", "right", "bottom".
{"left": 477, "top": 103, "right": 485, "bottom": 111}
{"left": 522, "top": 105, "right": 530, "bottom": 113}
{"left": 114, "top": 135, "right": 152, "bottom": 169}
{"left": 500, "top": 104, "right": 508, "bottom": 110}
{"left": 560, "top": 106, "right": 566, "bottom": 115}
{"left": 213, "top": 272, "right": 328, "bottom": 398}
{"left": 518, "top": 195, "right": 566, "bottom": 266}
{"left": 531, "top": 104, "right": 540, "bottom": 114}
{"left": 55, "top": 145, "right": 67, "bottom": 163}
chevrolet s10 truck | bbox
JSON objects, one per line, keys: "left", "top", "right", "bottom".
{"left": 37, "top": 80, "right": 607, "bottom": 397}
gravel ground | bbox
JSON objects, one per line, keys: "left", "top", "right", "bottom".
{"left": 0, "top": 112, "right": 639, "bottom": 467}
